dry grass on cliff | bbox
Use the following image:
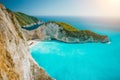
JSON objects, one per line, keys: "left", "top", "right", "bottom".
{"left": 0, "top": 32, "right": 20, "bottom": 80}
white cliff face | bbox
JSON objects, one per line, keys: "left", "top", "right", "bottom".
{"left": 22, "top": 22, "right": 109, "bottom": 43}
{"left": 22, "top": 27, "right": 43, "bottom": 40}
{"left": 22, "top": 20, "right": 109, "bottom": 44}
{"left": 36, "top": 22, "right": 109, "bottom": 43}
{"left": 39, "top": 23, "right": 82, "bottom": 42}
{"left": 0, "top": 4, "right": 52, "bottom": 80}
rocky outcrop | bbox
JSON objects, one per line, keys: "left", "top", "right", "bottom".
{"left": 22, "top": 21, "right": 109, "bottom": 43}
{"left": 36, "top": 22, "right": 109, "bottom": 43}
{"left": 7, "top": 6, "right": 109, "bottom": 43}
{"left": 0, "top": 4, "right": 53, "bottom": 80}
{"left": 22, "top": 27, "right": 43, "bottom": 40}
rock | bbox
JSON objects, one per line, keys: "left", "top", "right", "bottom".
{"left": 37, "top": 22, "right": 109, "bottom": 43}
{"left": 22, "top": 21, "right": 109, "bottom": 43}
{"left": 0, "top": 3, "right": 53, "bottom": 80}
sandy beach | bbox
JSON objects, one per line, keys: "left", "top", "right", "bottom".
{"left": 28, "top": 39, "right": 40, "bottom": 48}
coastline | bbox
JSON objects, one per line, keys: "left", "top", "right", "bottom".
{"left": 28, "top": 39, "right": 55, "bottom": 80}
{"left": 28, "top": 39, "right": 40, "bottom": 48}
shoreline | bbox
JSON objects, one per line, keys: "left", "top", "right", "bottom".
{"left": 28, "top": 40, "right": 55, "bottom": 80}
{"left": 27, "top": 39, "right": 40, "bottom": 48}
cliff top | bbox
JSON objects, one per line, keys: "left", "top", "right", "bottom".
{"left": 0, "top": 3, "right": 6, "bottom": 9}
{"left": 56, "top": 22, "right": 79, "bottom": 31}
{"left": 45, "top": 21, "right": 109, "bottom": 43}
{"left": 14, "top": 12, "right": 40, "bottom": 27}
{"left": 0, "top": 3, "right": 41, "bottom": 27}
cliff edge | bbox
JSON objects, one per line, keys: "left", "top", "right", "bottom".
{"left": 36, "top": 22, "right": 109, "bottom": 43}
{"left": 22, "top": 21, "right": 109, "bottom": 43}
{"left": 0, "top": 4, "right": 52, "bottom": 80}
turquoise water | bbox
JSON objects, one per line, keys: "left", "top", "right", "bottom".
{"left": 30, "top": 17, "right": 120, "bottom": 80}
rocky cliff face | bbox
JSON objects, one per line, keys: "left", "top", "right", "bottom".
{"left": 22, "top": 27, "right": 43, "bottom": 40}
{"left": 34, "top": 22, "right": 109, "bottom": 43}
{"left": 0, "top": 4, "right": 52, "bottom": 80}
{"left": 7, "top": 6, "right": 108, "bottom": 43}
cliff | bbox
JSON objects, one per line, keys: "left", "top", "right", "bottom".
{"left": 22, "top": 21, "right": 109, "bottom": 43}
{"left": 0, "top": 4, "right": 52, "bottom": 80}
{"left": 14, "top": 12, "right": 40, "bottom": 27}
{"left": 35, "top": 22, "right": 109, "bottom": 43}
{"left": 22, "top": 27, "right": 43, "bottom": 40}
{"left": 6, "top": 9, "right": 41, "bottom": 27}
{"left": 7, "top": 7, "right": 109, "bottom": 43}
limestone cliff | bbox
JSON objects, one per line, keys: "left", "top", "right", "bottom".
{"left": 22, "top": 26, "right": 43, "bottom": 40}
{"left": 0, "top": 4, "right": 52, "bottom": 80}
{"left": 34, "top": 22, "right": 109, "bottom": 43}
{"left": 8, "top": 7, "right": 109, "bottom": 43}
{"left": 22, "top": 22, "right": 109, "bottom": 43}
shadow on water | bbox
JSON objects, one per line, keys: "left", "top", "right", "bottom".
{"left": 22, "top": 23, "right": 44, "bottom": 30}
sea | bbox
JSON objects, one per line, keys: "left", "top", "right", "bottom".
{"left": 30, "top": 16, "right": 120, "bottom": 80}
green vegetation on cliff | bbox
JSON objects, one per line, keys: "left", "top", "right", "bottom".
{"left": 6, "top": 8, "right": 108, "bottom": 43}
{"left": 6, "top": 9, "right": 40, "bottom": 27}
{"left": 6, "top": 8, "right": 40, "bottom": 27}
{"left": 56, "top": 22, "right": 79, "bottom": 31}
{"left": 55, "top": 22, "right": 108, "bottom": 42}
{"left": 14, "top": 12, "right": 40, "bottom": 27}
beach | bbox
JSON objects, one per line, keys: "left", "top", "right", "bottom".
{"left": 28, "top": 39, "right": 40, "bottom": 48}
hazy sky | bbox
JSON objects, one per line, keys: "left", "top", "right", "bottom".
{"left": 1, "top": 0, "right": 120, "bottom": 17}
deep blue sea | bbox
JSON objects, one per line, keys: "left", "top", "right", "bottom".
{"left": 30, "top": 16, "right": 120, "bottom": 80}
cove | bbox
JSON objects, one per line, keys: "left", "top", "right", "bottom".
{"left": 30, "top": 17, "right": 120, "bottom": 80}
{"left": 30, "top": 31, "right": 120, "bottom": 80}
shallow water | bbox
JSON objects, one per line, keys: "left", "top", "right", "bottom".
{"left": 30, "top": 17, "right": 120, "bottom": 80}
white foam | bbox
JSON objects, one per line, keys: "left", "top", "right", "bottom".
{"left": 107, "top": 41, "right": 111, "bottom": 44}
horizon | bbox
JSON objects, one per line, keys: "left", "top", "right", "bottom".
{"left": 0, "top": 0, "right": 120, "bottom": 18}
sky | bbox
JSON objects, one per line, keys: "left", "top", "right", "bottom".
{"left": 0, "top": 0, "right": 120, "bottom": 18}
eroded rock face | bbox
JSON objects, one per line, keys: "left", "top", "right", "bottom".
{"left": 22, "top": 27, "right": 43, "bottom": 40}
{"left": 0, "top": 4, "right": 52, "bottom": 80}
{"left": 35, "top": 22, "right": 109, "bottom": 43}
{"left": 22, "top": 22, "right": 109, "bottom": 43}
